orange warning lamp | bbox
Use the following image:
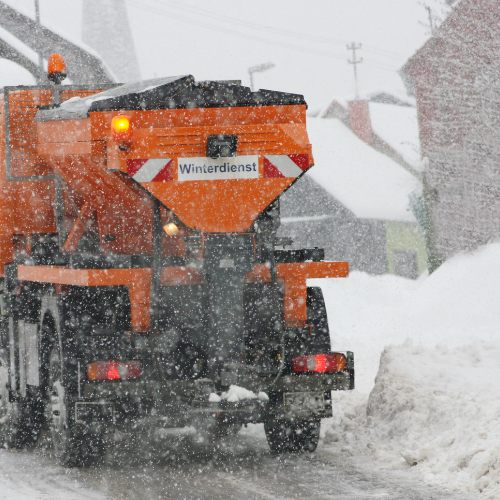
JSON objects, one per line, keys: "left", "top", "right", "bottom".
{"left": 111, "top": 115, "right": 130, "bottom": 134}
{"left": 47, "top": 53, "right": 67, "bottom": 84}
{"left": 111, "top": 115, "right": 132, "bottom": 149}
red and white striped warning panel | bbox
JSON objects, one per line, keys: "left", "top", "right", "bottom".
{"left": 126, "top": 158, "right": 174, "bottom": 182}
{"left": 263, "top": 154, "right": 309, "bottom": 178}
{"left": 127, "top": 154, "right": 310, "bottom": 182}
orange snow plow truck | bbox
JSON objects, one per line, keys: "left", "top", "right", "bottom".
{"left": 0, "top": 58, "right": 353, "bottom": 466}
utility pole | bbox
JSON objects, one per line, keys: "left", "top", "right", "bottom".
{"left": 34, "top": 0, "right": 44, "bottom": 74}
{"left": 346, "top": 42, "right": 363, "bottom": 99}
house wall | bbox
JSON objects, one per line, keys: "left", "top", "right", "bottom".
{"left": 410, "top": 0, "right": 500, "bottom": 267}
{"left": 416, "top": 65, "right": 500, "bottom": 266}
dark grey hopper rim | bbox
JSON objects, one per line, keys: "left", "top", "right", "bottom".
{"left": 88, "top": 75, "right": 307, "bottom": 112}
{"left": 36, "top": 75, "right": 307, "bottom": 121}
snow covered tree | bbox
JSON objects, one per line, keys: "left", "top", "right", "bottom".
{"left": 419, "top": 0, "right": 459, "bottom": 34}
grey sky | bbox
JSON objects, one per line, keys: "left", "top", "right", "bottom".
{"left": 2, "top": 0, "right": 429, "bottom": 109}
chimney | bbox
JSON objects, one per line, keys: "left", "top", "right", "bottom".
{"left": 347, "top": 99, "right": 374, "bottom": 145}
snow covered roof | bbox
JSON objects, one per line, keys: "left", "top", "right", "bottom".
{"left": 318, "top": 98, "right": 349, "bottom": 119}
{"left": 369, "top": 102, "right": 422, "bottom": 170}
{"left": 367, "top": 91, "right": 414, "bottom": 107}
{"left": 307, "top": 117, "right": 420, "bottom": 223}
{"left": 318, "top": 96, "right": 422, "bottom": 171}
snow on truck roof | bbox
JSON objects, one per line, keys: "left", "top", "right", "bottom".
{"left": 38, "top": 75, "right": 306, "bottom": 120}
{"left": 307, "top": 117, "right": 420, "bottom": 223}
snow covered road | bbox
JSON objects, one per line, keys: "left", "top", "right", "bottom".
{"left": 0, "top": 447, "right": 103, "bottom": 499}
{"left": 0, "top": 427, "right": 477, "bottom": 500}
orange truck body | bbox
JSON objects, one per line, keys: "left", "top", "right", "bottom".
{"left": 0, "top": 76, "right": 354, "bottom": 462}
{"left": 0, "top": 80, "right": 347, "bottom": 332}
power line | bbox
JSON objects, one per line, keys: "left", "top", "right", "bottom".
{"left": 166, "top": 0, "right": 407, "bottom": 60}
{"left": 126, "top": 0, "right": 399, "bottom": 73}
{"left": 162, "top": 0, "right": 408, "bottom": 60}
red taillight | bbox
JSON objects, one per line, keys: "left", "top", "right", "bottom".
{"left": 87, "top": 361, "right": 142, "bottom": 381}
{"left": 105, "top": 362, "right": 121, "bottom": 381}
{"left": 292, "top": 353, "right": 347, "bottom": 374}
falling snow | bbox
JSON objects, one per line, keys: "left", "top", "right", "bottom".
{"left": 0, "top": 0, "right": 497, "bottom": 499}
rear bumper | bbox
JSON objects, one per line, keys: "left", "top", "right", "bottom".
{"left": 76, "top": 366, "right": 354, "bottom": 427}
{"left": 273, "top": 371, "right": 353, "bottom": 393}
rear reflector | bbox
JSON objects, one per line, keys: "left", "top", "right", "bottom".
{"left": 292, "top": 353, "right": 347, "bottom": 374}
{"left": 87, "top": 360, "right": 142, "bottom": 381}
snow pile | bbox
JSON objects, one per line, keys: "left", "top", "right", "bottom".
{"left": 209, "top": 386, "right": 269, "bottom": 403}
{"left": 318, "top": 242, "right": 500, "bottom": 498}
{"left": 313, "top": 270, "right": 420, "bottom": 392}
{"left": 367, "top": 343, "right": 500, "bottom": 497}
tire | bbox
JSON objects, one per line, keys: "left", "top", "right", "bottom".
{"left": 48, "top": 348, "right": 105, "bottom": 467}
{"left": 306, "top": 287, "right": 331, "bottom": 353}
{"left": 0, "top": 349, "right": 41, "bottom": 449}
{"left": 264, "top": 418, "right": 321, "bottom": 454}
{"left": 262, "top": 289, "right": 327, "bottom": 456}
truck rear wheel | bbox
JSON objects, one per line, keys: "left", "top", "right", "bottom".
{"left": 264, "top": 418, "right": 321, "bottom": 454}
{"left": 48, "top": 348, "right": 105, "bottom": 467}
{"left": 0, "top": 349, "right": 40, "bottom": 449}
{"left": 0, "top": 349, "right": 25, "bottom": 448}
{"left": 306, "top": 287, "right": 331, "bottom": 353}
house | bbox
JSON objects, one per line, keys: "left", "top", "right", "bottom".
{"left": 320, "top": 96, "right": 422, "bottom": 179}
{"left": 279, "top": 112, "right": 427, "bottom": 279}
{"left": 401, "top": 0, "right": 500, "bottom": 270}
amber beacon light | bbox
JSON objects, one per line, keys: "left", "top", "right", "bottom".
{"left": 111, "top": 115, "right": 130, "bottom": 134}
{"left": 47, "top": 53, "right": 67, "bottom": 84}
{"left": 111, "top": 115, "right": 132, "bottom": 149}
